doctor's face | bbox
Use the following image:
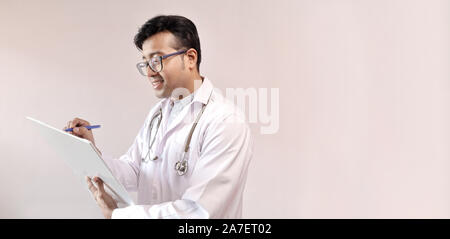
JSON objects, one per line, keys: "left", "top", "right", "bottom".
{"left": 141, "top": 31, "right": 188, "bottom": 99}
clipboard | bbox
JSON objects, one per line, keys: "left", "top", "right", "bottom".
{"left": 26, "top": 116, "right": 134, "bottom": 206}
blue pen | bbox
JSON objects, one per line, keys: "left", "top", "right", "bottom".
{"left": 65, "top": 125, "right": 101, "bottom": 132}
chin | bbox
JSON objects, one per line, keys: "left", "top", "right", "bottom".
{"left": 154, "top": 89, "right": 169, "bottom": 99}
{"left": 154, "top": 92, "right": 165, "bottom": 99}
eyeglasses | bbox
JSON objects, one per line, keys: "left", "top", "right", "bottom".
{"left": 136, "top": 49, "right": 187, "bottom": 76}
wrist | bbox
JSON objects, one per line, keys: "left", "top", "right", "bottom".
{"left": 105, "top": 208, "right": 114, "bottom": 219}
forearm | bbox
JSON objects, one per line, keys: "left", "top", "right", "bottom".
{"left": 102, "top": 154, "right": 140, "bottom": 192}
{"left": 111, "top": 200, "right": 209, "bottom": 219}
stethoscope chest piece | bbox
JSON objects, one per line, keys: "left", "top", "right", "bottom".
{"left": 175, "top": 159, "right": 188, "bottom": 176}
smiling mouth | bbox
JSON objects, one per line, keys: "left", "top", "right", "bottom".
{"left": 151, "top": 78, "right": 164, "bottom": 89}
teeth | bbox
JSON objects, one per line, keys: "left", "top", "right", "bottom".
{"left": 151, "top": 79, "right": 163, "bottom": 89}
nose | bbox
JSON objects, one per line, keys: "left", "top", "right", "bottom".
{"left": 146, "top": 65, "right": 158, "bottom": 77}
{"left": 147, "top": 70, "right": 161, "bottom": 82}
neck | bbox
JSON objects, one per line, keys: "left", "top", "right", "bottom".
{"left": 170, "top": 74, "right": 203, "bottom": 102}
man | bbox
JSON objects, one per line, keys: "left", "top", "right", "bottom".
{"left": 64, "top": 15, "right": 253, "bottom": 218}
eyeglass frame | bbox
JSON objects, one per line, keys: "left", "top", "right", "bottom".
{"left": 136, "top": 49, "right": 188, "bottom": 76}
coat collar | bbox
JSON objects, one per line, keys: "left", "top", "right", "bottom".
{"left": 192, "top": 77, "right": 213, "bottom": 105}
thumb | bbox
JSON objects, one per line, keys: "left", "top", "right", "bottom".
{"left": 73, "top": 126, "right": 88, "bottom": 136}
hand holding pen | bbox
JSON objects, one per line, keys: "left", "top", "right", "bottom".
{"left": 63, "top": 117, "right": 99, "bottom": 148}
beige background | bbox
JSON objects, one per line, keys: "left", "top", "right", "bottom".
{"left": 0, "top": 0, "right": 449, "bottom": 218}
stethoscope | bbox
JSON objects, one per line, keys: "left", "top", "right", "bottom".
{"left": 141, "top": 92, "right": 211, "bottom": 176}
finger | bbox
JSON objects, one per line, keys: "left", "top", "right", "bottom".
{"left": 71, "top": 118, "right": 90, "bottom": 128}
{"left": 70, "top": 119, "right": 80, "bottom": 128}
{"left": 69, "top": 119, "right": 78, "bottom": 128}
{"left": 93, "top": 177, "right": 106, "bottom": 194}
{"left": 66, "top": 121, "right": 73, "bottom": 134}
{"left": 73, "top": 126, "right": 88, "bottom": 136}
{"left": 86, "top": 176, "right": 98, "bottom": 195}
{"left": 63, "top": 126, "right": 72, "bottom": 134}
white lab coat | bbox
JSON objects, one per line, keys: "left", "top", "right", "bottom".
{"left": 101, "top": 77, "right": 253, "bottom": 218}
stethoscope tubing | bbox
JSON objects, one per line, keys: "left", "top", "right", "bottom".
{"left": 142, "top": 91, "right": 212, "bottom": 176}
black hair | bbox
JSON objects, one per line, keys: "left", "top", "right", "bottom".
{"left": 134, "top": 15, "right": 201, "bottom": 71}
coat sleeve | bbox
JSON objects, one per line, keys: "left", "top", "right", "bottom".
{"left": 110, "top": 113, "right": 253, "bottom": 218}
{"left": 101, "top": 118, "right": 148, "bottom": 192}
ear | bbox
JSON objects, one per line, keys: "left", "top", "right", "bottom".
{"left": 184, "top": 48, "right": 198, "bottom": 71}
